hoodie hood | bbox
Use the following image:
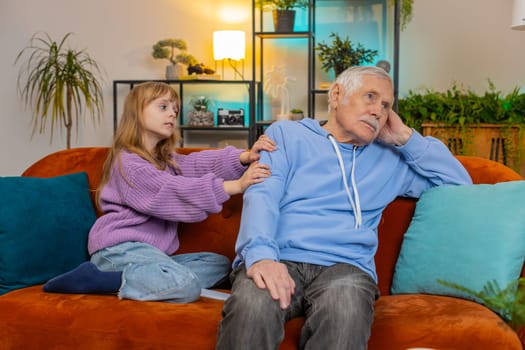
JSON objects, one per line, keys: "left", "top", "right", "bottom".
{"left": 298, "top": 117, "right": 330, "bottom": 138}
{"left": 297, "top": 117, "right": 366, "bottom": 153}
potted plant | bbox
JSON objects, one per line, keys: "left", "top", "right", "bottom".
{"left": 289, "top": 108, "right": 304, "bottom": 120}
{"left": 187, "top": 96, "right": 213, "bottom": 127}
{"left": 152, "top": 38, "right": 197, "bottom": 80}
{"left": 256, "top": 0, "right": 309, "bottom": 32}
{"left": 315, "top": 32, "right": 378, "bottom": 77}
{"left": 398, "top": 81, "right": 525, "bottom": 175}
{"left": 15, "top": 32, "right": 105, "bottom": 149}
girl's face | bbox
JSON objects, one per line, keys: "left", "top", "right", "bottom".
{"left": 142, "top": 92, "right": 179, "bottom": 151}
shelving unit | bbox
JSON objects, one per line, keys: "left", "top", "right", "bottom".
{"left": 251, "top": 0, "right": 400, "bottom": 135}
{"left": 251, "top": 1, "right": 313, "bottom": 131}
{"left": 112, "top": 79, "right": 259, "bottom": 147}
{"left": 113, "top": 1, "right": 401, "bottom": 147}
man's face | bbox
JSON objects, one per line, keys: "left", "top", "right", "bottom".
{"left": 331, "top": 75, "right": 394, "bottom": 146}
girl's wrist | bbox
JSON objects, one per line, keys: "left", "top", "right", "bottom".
{"left": 240, "top": 151, "right": 250, "bottom": 165}
{"left": 223, "top": 180, "right": 242, "bottom": 196}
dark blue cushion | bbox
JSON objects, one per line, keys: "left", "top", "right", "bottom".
{"left": 0, "top": 172, "right": 96, "bottom": 295}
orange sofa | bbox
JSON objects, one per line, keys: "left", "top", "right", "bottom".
{"left": 0, "top": 147, "right": 523, "bottom": 350}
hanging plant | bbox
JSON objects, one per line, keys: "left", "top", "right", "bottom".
{"left": 388, "top": 0, "right": 414, "bottom": 30}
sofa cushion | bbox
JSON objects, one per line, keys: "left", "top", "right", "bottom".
{"left": 391, "top": 181, "right": 525, "bottom": 300}
{"left": 0, "top": 172, "right": 96, "bottom": 295}
{"left": 0, "top": 287, "right": 521, "bottom": 350}
{"left": 0, "top": 285, "right": 225, "bottom": 349}
{"left": 369, "top": 294, "right": 522, "bottom": 349}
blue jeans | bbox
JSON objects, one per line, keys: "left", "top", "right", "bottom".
{"left": 216, "top": 261, "right": 379, "bottom": 350}
{"left": 91, "top": 242, "right": 230, "bottom": 302}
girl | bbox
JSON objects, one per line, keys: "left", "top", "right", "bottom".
{"left": 44, "top": 81, "right": 275, "bottom": 303}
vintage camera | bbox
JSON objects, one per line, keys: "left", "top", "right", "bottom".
{"left": 217, "top": 108, "right": 244, "bottom": 127}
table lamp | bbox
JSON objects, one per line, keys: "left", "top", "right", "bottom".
{"left": 213, "top": 30, "right": 246, "bottom": 80}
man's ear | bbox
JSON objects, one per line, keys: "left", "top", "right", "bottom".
{"left": 329, "top": 83, "right": 341, "bottom": 109}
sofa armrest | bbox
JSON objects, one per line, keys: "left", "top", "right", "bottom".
{"left": 22, "top": 147, "right": 110, "bottom": 216}
{"left": 456, "top": 155, "right": 523, "bottom": 183}
{"left": 375, "top": 155, "right": 524, "bottom": 296}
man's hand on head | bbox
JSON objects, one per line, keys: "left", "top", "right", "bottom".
{"left": 377, "top": 110, "right": 413, "bottom": 146}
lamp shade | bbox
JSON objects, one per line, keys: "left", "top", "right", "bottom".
{"left": 213, "top": 30, "right": 246, "bottom": 60}
{"left": 512, "top": 0, "right": 525, "bottom": 30}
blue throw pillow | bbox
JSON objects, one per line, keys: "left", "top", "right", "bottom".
{"left": 0, "top": 172, "right": 96, "bottom": 295}
{"left": 391, "top": 181, "right": 525, "bottom": 299}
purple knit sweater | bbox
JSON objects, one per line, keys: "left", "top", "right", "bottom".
{"left": 87, "top": 146, "right": 246, "bottom": 255}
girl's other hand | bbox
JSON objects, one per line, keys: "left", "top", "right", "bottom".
{"left": 223, "top": 161, "right": 271, "bottom": 195}
{"left": 241, "top": 135, "right": 276, "bottom": 165}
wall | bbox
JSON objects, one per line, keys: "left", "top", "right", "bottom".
{"left": 1, "top": 0, "right": 524, "bottom": 175}
{"left": 400, "top": 0, "right": 525, "bottom": 94}
{"left": 0, "top": 0, "right": 250, "bottom": 175}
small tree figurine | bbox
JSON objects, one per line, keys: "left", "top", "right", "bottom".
{"left": 152, "top": 38, "right": 197, "bottom": 79}
{"left": 264, "top": 65, "right": 294, "bottom": 120}
{"left": 316, "top": 32, "right": 378, "bottom": 77}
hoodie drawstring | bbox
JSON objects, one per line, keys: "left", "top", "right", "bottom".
{"left": 327, "top": 135, "right": 362, "bottom": 229}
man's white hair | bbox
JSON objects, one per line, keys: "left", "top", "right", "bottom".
{"left": 327, "top": 66, "right": 393, "bottom": 110}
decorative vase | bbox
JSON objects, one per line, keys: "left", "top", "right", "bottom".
{"left": 166, "top": 63, "right": 188, "bottom": 80}
{"left": 187, "top": 111, "right": 214, "bottom": 127}
{"left": 166, "top": 65, "right": 177, "bottom": 80}
{"left": 273, "top": 10, "right": 295, "bottom": 32}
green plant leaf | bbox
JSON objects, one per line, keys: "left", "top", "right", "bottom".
{"left": 437, "top": 278, "right": 525, "bottom": 331}
{"left": 256, "top": 0, "right": 309, "bottom": 10}
{"left": 315, "top": 32, "right": 378, "bottom": 75}
{"left": 398, "top": 81, "right": 525, "bottom": 129}
{"left": 152, "top": 38, "right": 189, "bottom": 65}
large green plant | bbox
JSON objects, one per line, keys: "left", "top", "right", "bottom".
{"left": 398, "top": 81, "right": 525, "bottom": 131}
{"left": 15, "top": 32, "right": 105, "bottom": 149}
{"left": 398, "top": 82, "right": 525, "bottom": 174}
{"left": 316, "top": 32, "right": 378, "bottom": 76}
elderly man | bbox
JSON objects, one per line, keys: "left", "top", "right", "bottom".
{"left": 216, "top": 66, "right": 472, "bottom": 350}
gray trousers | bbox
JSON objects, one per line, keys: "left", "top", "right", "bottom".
{"left": 216, "top": 261, "right": 379, "bottom": 350}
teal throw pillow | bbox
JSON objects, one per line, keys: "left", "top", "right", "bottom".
{"left": 0, "top": 172, "right": 96, "bottom": 295}
{"left": 391, "top": 181, "right": 525, "bottom": 300}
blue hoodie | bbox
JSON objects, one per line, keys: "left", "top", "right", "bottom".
{"left": 234, "top": 118, "right": 472, "bottom": 282}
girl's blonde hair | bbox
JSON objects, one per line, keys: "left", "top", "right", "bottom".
{"left": 96, "top": 82, "right": 181, "bottom": 210}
